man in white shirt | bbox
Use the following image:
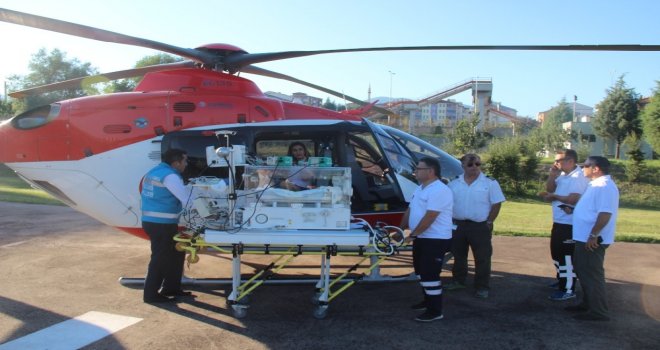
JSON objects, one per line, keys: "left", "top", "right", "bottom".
{"left": 540, "top": 149, "right": 589, "bottom": 301}
{"left": 400, "top": 157, "right": 453, "bottom": 322}
{"left": 566, "top": 156, "right": 619, "bottom": 321}
{"left": 445, "top": 154, "right": 505, "bottom": 299}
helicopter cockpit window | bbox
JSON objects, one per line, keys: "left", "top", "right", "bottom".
{"left": 347, "top": 132, "right": 388, "bottom": 184}
{"left": 383, "top": 125, "right": 463, "bottom": 180}
{"left": 345, "top": 130, "right": 406, "bottom": 211}
{"left": 377, "top": 135, "right": 416, "bottom": 183}
{"left": 11, "top": 104, "right": 61, "bottom": 130}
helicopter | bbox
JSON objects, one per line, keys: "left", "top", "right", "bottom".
{"left": 1, "top": 8, "right": 659, "bottom": 239}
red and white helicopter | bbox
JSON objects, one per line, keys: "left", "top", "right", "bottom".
{"left": 1, "top": 8, "right": 659, "bottom": 239}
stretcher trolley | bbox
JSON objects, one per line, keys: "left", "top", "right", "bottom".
{"left": 174, "top": 158, "right": 404, "bottom": 318}
{"left": 174, "top": 220, "right": 403, "bottom": 319}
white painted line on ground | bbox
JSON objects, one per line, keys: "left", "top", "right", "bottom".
{"left": 0, "top": 240, "right": 30, "bottom": 248}
{"left": 0, "top": 311, "right": 142, "bottom": 350}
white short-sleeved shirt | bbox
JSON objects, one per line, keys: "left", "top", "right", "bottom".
{"left": 408, "top": 179, "right": 453, "bottom": 239}
{"left": 573, "top": 175, "right": 619, "bottom": 244}
{"left": 552, "top": 167, "right": 589, "bottom": 224}
{"left": 163, "top": 173, "right": 190, "bottom": 205}
{"left": 448, "top": 172, "right": 506, "bottom": 222}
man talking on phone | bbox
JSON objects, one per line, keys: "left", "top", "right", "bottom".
{"left": 539, "top": 149, "right": 589, "bottom": 301}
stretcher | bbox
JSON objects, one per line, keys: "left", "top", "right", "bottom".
{"left": 174, "top": 219, "right": 403, "bottom": 319}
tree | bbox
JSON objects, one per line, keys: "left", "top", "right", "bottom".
{"left": 624, "top": 135, "right": 645, "bottom": 182}
{"left": 322, "top": 98, "right": 339, "bottom": 111}
{"left": 544, "top": 97, "right": 573, "bottom": 125}
{"left": 528, "top": 99, "right": 572, "bottom": 154}
{"left": 452, "top": 116, "right": 486, "bottom": 154}
{"left": 0, "top": 98, "right": 13, "bottom": 120}
{"left": 7, "top": 48, "right": 98, "bottom": 112}
{"left": 593, "top": 75, "right": 642, "bottom": 159}
{"left": 641, "top": 81, "right": 660, "bottom": 153}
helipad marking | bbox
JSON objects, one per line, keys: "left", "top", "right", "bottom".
{"left": 0, "top": 311, "right": 142, "bottom": 350}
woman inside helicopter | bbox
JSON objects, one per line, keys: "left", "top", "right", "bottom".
{"left": 281, "top": 141, "right": 315, "bottom": 190}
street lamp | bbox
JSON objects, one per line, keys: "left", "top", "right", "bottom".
{"left": 388, "top": 70, "right": 395, "bottom": 107}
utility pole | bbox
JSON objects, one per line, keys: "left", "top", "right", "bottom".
{"left": 573, "top": 95, "right": 577, "bottom": 121}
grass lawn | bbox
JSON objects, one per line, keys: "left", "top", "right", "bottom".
{"left": 496, "top": 201, "right": 660, "bottom": 243}
{"left": 0, "top": 164, "right": 62, "bottom": 205}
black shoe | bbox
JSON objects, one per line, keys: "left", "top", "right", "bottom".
{"left": 144, "top": 294, "right": 176, "bottom": 304}
{"left": 410, "top": 301, "right": 427, "bottom": 311}
{"left": 564, "top": 305, "right": 589, "bottom": 312}
{"left": 573, "top": 313, "right": 610, "bottom": 321}
{"left": 414, "top": 311, "right": 444, "bottom": 322}
{"left": 160, "top": 289, "right": 192, "bottom": 297}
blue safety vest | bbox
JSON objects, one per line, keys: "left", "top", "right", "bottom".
{"left": 141, "top": 163, "right": 182, "bottom": 224}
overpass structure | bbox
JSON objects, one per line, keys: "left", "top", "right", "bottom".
{"left": 418, "top": 77, "right": 493, "bottom": 129}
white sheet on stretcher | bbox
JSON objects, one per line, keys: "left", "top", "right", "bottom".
{"left": 204, "top": 228, "right": 370, "bottom": 246}
{"left": 255, "top": 186, "right": 343, "bottom": 204}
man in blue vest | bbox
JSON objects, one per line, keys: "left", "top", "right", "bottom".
{"left": 141, "top": 148, "right": 192, "bottom": 303}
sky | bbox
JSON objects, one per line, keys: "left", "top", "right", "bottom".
{"left": 1, "top": 0, "right": 659, "bottom": 117}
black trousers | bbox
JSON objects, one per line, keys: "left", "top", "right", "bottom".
{"left": 413, "top": 238, "right": 452, "bottom": 314}
{"left": 550, "top": 223, "right": 577, "bottom": 293}
{"left": 143, "top": 221, "right": 185, "bottom": 299}
{"left": 451, "top": 220, "right": 492, "bottom": 290}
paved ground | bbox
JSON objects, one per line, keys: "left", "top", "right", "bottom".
{"left": 0, "top": 202, "right": 659, "bottom": 349}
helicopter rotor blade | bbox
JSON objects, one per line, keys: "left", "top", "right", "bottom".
{"left": 0, "top": 8, "right": 217, "bottom": 65}
{"left": 9, "top": 61, "right": 197, "bottom": 98}
{"left": 241, "top": 65, "right": 394, "bottom": 116}
{"left": 224, "top": 44, "right": 660, "bottom": 70}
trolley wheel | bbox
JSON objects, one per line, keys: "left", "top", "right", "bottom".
{"left": 186, "top": 254, "right": 200, "bottom": 264}
{"left": 313, "top": 306, "right": 328, "bottom": 320}
{"left": 232, "top": 305, "right": 248, "bottom": 319}
{"left": 175, "top": 242, "right": 188, "bottom": 252}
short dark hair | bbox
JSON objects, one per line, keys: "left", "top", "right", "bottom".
{"left": 558, "top": 149, "right": 578, "bottom": 163}
{"left": 587, "top": 156, "right": 611, "bottom": 174}
{"left": 162, "top": 148, "right": 187, "bottom": 165}
{"left": 419, "top": 156, "right": 441, "bottom": 177}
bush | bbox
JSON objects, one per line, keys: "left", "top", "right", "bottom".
{"left": 484, "top": 137, "right": 540, "bottom": 195}
{"left": 624, "top": 137, "right": 646, "bottom": 182}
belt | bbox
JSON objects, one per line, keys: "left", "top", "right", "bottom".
{"left": 453, "top": 219, "right": 486, "bottom": 224}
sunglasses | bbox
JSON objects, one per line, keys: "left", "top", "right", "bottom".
{"left": 580, "top": 164, "right": 593, "bottom": 169}
{"left": 465, "top": 162, "right": 481, "bottom": 168}
{"left": 554, "top": 158, "right": 566, "bottom": 163}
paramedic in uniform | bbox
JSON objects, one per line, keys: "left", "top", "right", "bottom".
{"left": 400, "top": 157, "right": 453, "bottom": 322}
{"left": 445, "top": 153, "right": 505, "bottom": 299}
{"left": 540, "top": 149, "right": 589, "bottom": 301}
{"left": 567, "top": 156, "right": 619, "bottom": 321}
{"left": 141, "top": 148, "right": 192, "bottom": 303}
